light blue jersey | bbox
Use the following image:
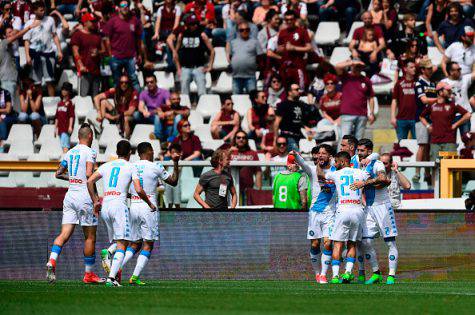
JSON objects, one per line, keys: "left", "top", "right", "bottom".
{"left": 310, "top": 165, "right": 337, "bottom": 213}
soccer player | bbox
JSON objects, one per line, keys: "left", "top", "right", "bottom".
{"left": 294, "top": 145, "right": 336, "bottom": 284}
{"left": 46, "top": 123, "right": 104, "bottom": 284}
{"left": 87, "top": 140, "right": 156, "bottom": 287}
{"left": 272, "top": 154, "right": 309, "bottom": 210}
{"left": 353, "top": 139, "right": 396, "bottom": 285}
{"left": 340, "top": 134, "right": 379, "bottom": 167}
{"left": 119, "top": 142, "right": 180, "bottom": 285}
{"left": 317, "top": 151, "right": 369, "bottom": 284}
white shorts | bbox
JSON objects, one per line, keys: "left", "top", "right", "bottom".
{"left": 363, "top": 202, "right": 398, "bottom": 239}
{"left": 307, "top": 210, "right": 335, "bottom": 240}
{"left": 129, "top": 202, "right": 160, "bottom": 242}
{"left": 330, "top": 206, "right": 365, "bottom": 242}
{"left": 62, "top": 191, "right": 97, "bottom": 226}
{"left": 101, "top": 200, "right": 132, "bottom": 242}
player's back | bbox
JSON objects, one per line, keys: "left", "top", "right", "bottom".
{"left": 98, "top": 158, "right": 136, "bottom": 204}
{"left": 62, "top": 144, "right": 96, "bottom": 192}
{"left": 129, "top": 160, "right": 169, "bottom": 207}
{"left": 363, "top": 160, "right": 389, "bottom": 206}
{"left": 273, "top": 171, "right": 306, "bottom": 209}
{"left": 330, "top": 167, "right": 368, "bottom": 208}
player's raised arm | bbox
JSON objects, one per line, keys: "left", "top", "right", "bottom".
{"left": 132, "top": 178, "right": 157, "bottom": 212}
{"left": 293, "top": 151, "right": 313, "bottom": 178}
{"left": 55, "top": 159, "right": 69, "bottom": 181}
{"left": 163, "top": 151, "right": 181, "bottom": 187}
{"left": 87, "top": 171, "right": 102, "bottom": 215}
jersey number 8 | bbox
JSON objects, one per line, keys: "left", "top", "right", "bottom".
{"left": 109, "top": 167, "right": 121, "bottom": 188}
{"left": 278, "top": 186, "right": 288, "bottom": 202}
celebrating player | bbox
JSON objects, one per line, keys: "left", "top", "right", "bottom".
{"left": 46, "top": 123, "right": 104, "bottom": 284}
{"left": 119, "top": 142, "right": 180, "bottom": 285}
{"left": 272, "top": 154, "right": 309, "bottom": 210}
{"left": 87, "top": 140, "right": 156, "bottom": 287}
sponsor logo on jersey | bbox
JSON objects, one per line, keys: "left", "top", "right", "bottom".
{"left": 104, "top": 191, "right": 121, "bottom": 196}
{"left": 69, "top": 179, "right": 83, "bottom": 184}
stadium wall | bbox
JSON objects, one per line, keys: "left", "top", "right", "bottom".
{"left": 0, "top": 210, "right": 474, "bottom": 281}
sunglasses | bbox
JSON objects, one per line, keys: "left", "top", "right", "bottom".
{"left": 145, "top": 81, "right": 155, "bottom": 84}
{"left": 236, "top": 136, "right": 247, "bottom": 140}
{"left": 119, "top": 3, "right": 129, "bottom": 8}
{"left": 452, "top": 68, "right": 462, "bottom": 71}
{"left": 325, "top": 82, "right": 335, "bottom": 85}
{"left": 239, "top": 28, "right": 250, "bottom": 32}
{"left": 182, "top": 124, "right": 190, "bottom": 127}
{"left": 284, "top": 18, "right": 294, "bottom": 22}
{"left": 271, "top": 80, "right": 280, "bottom": 83}
{"left": 120, "top": 81, "right": 129, "bottom": 84}
{"left": 277, "top": 142, "right": 287, "bottom": 146}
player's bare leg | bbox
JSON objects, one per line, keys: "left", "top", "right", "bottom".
{"left": 310, "top": 239, "right": 321, "bottom": 282}
{"left": 341, "top": 241, "right": 356, "bottom": 283}
{"left": 106, "top": 240, "right": 129, "bottom": 287}
{"left": 319, "top": 238, "right": 332, "bottom": 283}
{"left": 129, "top": 241, "right": 154, "bottom": 286}
{"left": 46, "top": 224, "right": 75, "bottom": 283}
{"left": 82, "top": 226, "right": 105, "bottom": 284}
{"left": 330, "top": 241, "right": 344, "bottom": 283}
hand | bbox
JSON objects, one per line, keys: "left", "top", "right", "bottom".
{"left": 320, "top": 4, "right": 328, "bottom": 9}
{"left": 451, "top": 124, "right": 457, "bottom": 131}
{"left": 285, "top": 42, "right": 294, "bottom": 51}
{"left": 202, "top": 66, "right": 211, "bottom": 72}
{"left": 350, "top": 180, "right": 365, "bottom": 190}
{"left": 74, "top": 8, "right": 81, "bottom": 17}
{"left": 391, "top": 161, "right": 398, "bottom": 172}
{"left": 390, "top": 117, "right": 397, "bottom": 128}
{"left": 359, "top": 158, "right": 370, "bottom": 167}
{"left": 387, "top": 50, "right": 396, "bottom": 60}
{"left": 368, "top": 113, "right": 375, "bottom": 125}
{"left": 255, "top": 128, "right": 263, "bottom": 137}
{"left": 171, "top": 151, "right": 181, "bottom": 162}
{"left": 26, "top": 55, "right": 32, "bottom": 66}
{"left": 369, "top": 51, "right": 377, "bottom": 63}
{"left": 152, "top": 33, "right": 159, "bottom": 41}
{"left": 54, "top": 128, "right": 58, "bottom": 137}
{"left": 143, "top": 111, "right": 151, "bottom": 118}
{"left": 57, "top": 52, "right": 63, "bottom": 63}
{"left": 30, "top": 19, "right": 41, "bottom": 29}
{"left": 68, "top": 127, "right": 73, "bottom": 134}
{"left": 26, "top": 89, "right": 33, "bottom": 97}
{"left": 93, "top": 201, "right": 102, "bottom": 216}
{"left": 136, "top": 55, "right": 143, "bottom": 65}
{"left": 79, "top": 64, "right": 87, "bottom": 73}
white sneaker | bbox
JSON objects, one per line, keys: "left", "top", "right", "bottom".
{"left": 106, "top": 277, "right": 122, "bottom": 287}
{"left": 46, "top": 261, "right": 56, "bottom": 283}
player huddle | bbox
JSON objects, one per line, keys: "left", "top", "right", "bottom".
{"left": 45, "top": 123, "right": 180, "bottom": 287}
{"left": 273, "top": 135, "right": 409, "bottom": 284}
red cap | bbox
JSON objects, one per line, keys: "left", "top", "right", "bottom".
{"left": 287, "top": 154, "right": 296, "bottom": 166}
{"left": 323, "top": 73, "right": 338, "bottom": 84}
{"left": 81, "top": 13, "right": 96, "bottom": 24}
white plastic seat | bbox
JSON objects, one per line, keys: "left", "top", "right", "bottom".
{"left": 181, "top": 177, "right": 200, "bottom": 203}
{"left": 193, "top": 124, "right": 212, "bottom": 141}
{"left": 202, "top": 139, "right": 224, "bottom": 150}
{"left": 212, "top": 47, "right": 230, "bottom": 70}
{"left": 130, "top": 124, "right": 155, "bottom": 148}
{"left": 315, "top": 22, "right": 340, "bottom": 45}
{"left": 188, "top": 110, "right": 204, "bottom": 129}
{"left": 7, "top": 139, "right": 34, "bottom": 160}
{"left": 42, "top": 97, "right": 61, "bottom": 120}
{"left": 97, "top": 140, "right": 121, "bottom": 162}
{"left": 35, "top": 124, "right": 56, "bottom": 148}
{"left": 241, "top": 115, "right": 250, "bottom": 133}
{"left": 343, "top": 22, "right": 363, "bottom": 45}
{"left": 428, "top": 47, "right": 443, "bottom": 66}
{"left": 330, "top": 47, "right": 351, "bottom": 66}
{"left": 57, "top": 70, "right": 78, "bottom": 92}
{"left": 154, "top": 71, "right": 175, "bottom": 90}
{"left": 399, "top": 139, "right": 418, "bottom": 162}
{"left": 190, "top": 72, "right": 212, "bottom": 93}
{"left": 196, "top": 94, "right": 221, "bottom": 119}
{"left": 211, "top": 72, "right": 232, "bottom": 94}
{"left": 73, "top": 96, "right": 94, "bottom": 120}
{"left": 149, "top": 139, "right": 162, "bottom": 159}
{"left": 39, "top": 138, "right": 63, "bottom": 160}
{"left": 231, "top": 94, "right": 252, "bottom": 117}
{"left": 19, "top": 46, "right": 26, "bottom": 68}
{"left": 248, "top": 139, "right": 257, "bottom": 151}
{"left": 99, "top": 124, "right": 121, "bottom": 148}
{"left": 180, "top": 94, "right": 191, "bottom": 108}
{"left": 299, "top": 139, "right": 316, "bottom": 153}
{"left": 5, "top": 124, "right": 33, "bottom": 145}
{"left": 373, "top": 80, "right": 395, "bottom": 95}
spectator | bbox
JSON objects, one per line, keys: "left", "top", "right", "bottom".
{"left": 247, "top": 90, "right": 275, "bottom": 143}
{"left": 268, "top": 135, "right": 289, "bottom": 181}
{"left": 458, "top": 0, "right": 475, "bottom": 18}
{"left": 274, "top": 83, "right": 311, "bottom": 151}
{"left": 414, "top": 57, "right": 437, "bottom": 183}
{"left": 0, "top": 21, "right": 40, "bottom": 107}
{"left": 277, "top": 10, "right": 312, "bottom": 90}
{"left": 433, "top": 2, "right": 474, "bottom": 53}
{"left": 152, "top": 0, "right": 181, "bottom": 41}
{"left": 211, "top": 96, "right": 240, "bottom": 142}
{"left": 390, "top": 60, "right": 418, "bottom": 142}
{"left": 227, "top": 21, "right": 263, "bottom": 94}
{"left": 172, "top": 119, "right": 202, "bottom": 161}
{"left": 349, "top": 11, "right": 386, "bottom": 64}
{"left": 425, "top": 0, "right": 448, "bottom": 46}
{"left": 23, "top": 1, "right": 63, "bottom": 97}
{"left": 441, "top": 61, "right": 475, "bottom": 135}
{"left": 330, "top": 0, "right": 361, "bottom": 34}
{"left": 102, "top": 0, "right": 143, "bottom": 91}
{"left": 315, "top": 0, "right": 338, "bottom": 23}
{"left": 259, "top": 114, "right": 277, "bottom": 153}
{"left": 281, "top": 0, "right": 308, "bottom": 20}
{"left": 158, "top": 91, "right": 191, "bottom": 140}
{"left": 135, "top": 73, "right": 172, "bottom": 141}
{"left": 371, "top": 0, "right": 398, "bottom": 41}
{"left": 355, "top": 27, "right": 381, "bottom": 77}
{"left": 442, "top": 26, "right": 474, "bottom": 76}
{"left": 0, "top": 87, "right": 15, "bottom": 152}
{"left": 1, "top": 2, "right": 22, "bottom": 31}
{"left": 55, "top": 82, "right": 75, "bottom": 153}
{"left": 194, "top": 149, "right": 237, "bottom": 209}
{"left": 392, "top": 13, "right": 428, "bottom": 58}
{"left": 184, "top": 0, "right": 216, "bottom": 27}
{"left": 399, "top": 39, "right": 425, "bottom": 67}
{"left": 18, "top": 78, "right": 45, "bottom": 139}
{"left": 317, "top": 73, "right": 341, "bottom": 129}
{"left": 174, "top": 14, "right": 215, "bottom": 97}
{"left": 257, "top": 9, "right": 280, "bottom": 52}
{"left": 71, "top": 13, "right": 103, "bottom": 97}
{"left": 51, "top": 0, "right": 83, "bottom": 17}
{"left": 266, "top": 74, "right": 285, "bottom": 109}
{"left": 335, "top": 59, "right": 376, "bottom": 141}
{"left": 230, "top": 130, "right": 263, "bottom": 194}
{"left": 12, "top": 0, "right": 32, "bottom": 28}
{"left": 420, "top": 81, "right": 471, "bottom": 161}
{"left": 164, "top": 142, "right": 182, "bottom": 208}
{"left": 226, "top": 9, "right": 259, "bottom": 42}
{"left": 380, "top": 153, "right": 411, "bottom": 210}
{"left": 252, "top": 0, "right": 278, "bottom": 26}
{"left": 94, "top": 75, "right": 137, "bottom": 138}
{"left": 50, "top": 9, "right": 70, "bottom": 56}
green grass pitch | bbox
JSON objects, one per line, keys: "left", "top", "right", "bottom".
{"left": 1, "top": 280, "right": 475, "bottom": 315}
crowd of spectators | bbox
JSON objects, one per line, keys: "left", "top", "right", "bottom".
{"left": 0, "top": 0, "right": 474, "bottom": 193}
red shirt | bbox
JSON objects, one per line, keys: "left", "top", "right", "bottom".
{"left": 353, "top": 25, "right": 384, "bottom": 41}
{"left": 70, "top": 30, "right": 102, "bottom": 75}
{"left": 104, "top": 88, "right": 139, "bottom": 114}
{"left": 172, "top": 135, "right": 202, "bottom": 159}
{"left": 319, "top": 92, "right": 342, "bottom": 120}
{"left": 420, "top": 101, "right": 468, "bottom": 143}
{"left": 230, "top": 149, "right": 259, "bottom": 191}
{"left": 55, "top": 99, "right": 75, "bottom": 134}
{"left": 102, "top": 14, "right": 142, "bottom": 59}
{"left": 184, "top": 1, "right": 215, "bottom": 22}
{"left": 339, "top": 72, "right": 374, "bottom": 116}
{"left": 392, "top": 78, "right": 417, "bottom": 120}
{"left": 277, "top": 27, "right": 310, "bottom": 68}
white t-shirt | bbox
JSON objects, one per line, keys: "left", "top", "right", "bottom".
{"left": 267, "top": 35, "right": 278, "bottom": 51}
{"left": 445, "top": 42, "right": 475, "bottom": 75}
{"left": 281, "top": 3, "right": 308, "bottom": 18}
{"left": 61, "top": 144, "right": 97, "bottom": 192}
{"left": 326, "top": 167, "right": 369, "bottom": 208}
{"left": 441, "top": 75, "right": 473, "bottom": 112}
{"left": 98, "top": 158, "right": 138, "bottom": 203}
{"left": 23, "top": 16, "right": 57, "bottom": 53}
{"left": 129, "top": 160, "right": 170, "bottom": 206}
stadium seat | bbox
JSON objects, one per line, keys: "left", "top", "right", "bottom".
{"left": 299, "top": 139, "right": 316, "bottom": 153}
{"left": 193, "top": 124, "right": 212, "bottom": 141}
{"left": 212, "top": 47, "right": 230, "bottom": 71}
{"left": 149, "top": 139, "right": 161, "bottom": 159}
{"left": 180, "top": 94, "right": 191, "bottom": 108}
{"left": 99, "top": 124, "right": 121, "bottom": 149}
{"left": 73, "top": 96, "right": 94, "bottom": 120}
{"left": 428, "top": 47, "right": 443, "bottom": 66}
{"left": 373, "top": 81, "right": 395, "bottom": 95}
{"left": 188, "top": 110, "right": 204, "bottom": 129}
{"left": 196, "top": 94, "right": 221, "bottom": 119}
{"left": 231, "top": 94, "right": 252, "bottom": 117}
{"left": 299, "top": 96, "right": 309, "bottom": 104}
{"left": 315, "top": 22, "right": 340, "bottom": 45}
{"left": 190, "top": 72, "right": 212, "bottom": 93}
{"left": 185, "top": 192, "right": 202, "bottom": 208}
{"left": 211, "top": 72, "right": 232, "bottom": 94}
{"left": 248, "top": 139, "right": 257, "bottom": 151}
{"left": 399, "top": 139, "right": 418, "bottom": 162}
{"left": 241, "top": 115, "right": 250, "bottom": 133}
{"left": 130, "top": 124, "right": 155, "bottom": 148}
{"left": 202, "top": 139, "right": 224, "bottom": 150}
{"left": 5, "top": 125, "right": 33, "bottom": 146}
{"left": 8, "top": 139, "right": 34, "bottom": 160}
{"left": 180, "top": 177, "right": 200, "bottom": 203}
{"left": 154, "top": 71, "right": 175, "bottom": 90}
{"left": 0, "top": 176, "right": 16, "bottom": 187}
{"left": 68, "top": 116, "right": 82, "bottom": 145}
{"left": 34, "top": 124, "right": 56, "bottom": 148}
{"left": 42, "top": 97, "right": 60, "bottom": 120}
{"left": 330, "top": 47, "right": 351, "bottom": 66}
{"left": 19, "top": 46, "right": 26, "bottom": 68}
{"left": 343, "top": 22, "right": 363, "bottom": 45}
{"left": 39, "top": 138, "right": 63, "bottom": 160}
{"left": 57, "top": 70, "right": 78, "bottom": 92}
{"left": 471, "top": 113, "right": 475, "bottom": 132}
{"left": 97, "top": 140, "right": 121, "bottom": 162}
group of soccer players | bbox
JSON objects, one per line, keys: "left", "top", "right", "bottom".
{"left": 291, "top": 134, "right": 399, "bottom": 284}
{"left": 45, "top": 123, "right": 180, "bottom": 287}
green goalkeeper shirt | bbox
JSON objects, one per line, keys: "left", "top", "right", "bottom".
{"left": 272, "top": 171, "right": 310, "bottom": 210}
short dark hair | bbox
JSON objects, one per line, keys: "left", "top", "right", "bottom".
{"left": 316, "top": 144, "right": 334, "bottom": 156}
{"left": 220, "top": 95, "right": 232, "bottom": 104}
{"left": 265, "top": 9, "right": 278, "bottom": 22}
{"left": 447, "top": 61, "right": 459, "bottom": 72}
{"left": 116, "top": 140, "right": 131, "bottom": 157}
{"left": 32, "top": 1, "right": 46, "bottom": 10}
{"left": 342, "top": 134, "right": 358, "bottom": 147}
{"left": 168, "top": 143, "right": 182, "bottom": 152}
{"left": 144, "top": 73, "right": 156, "bottom": 81}
{"left": 357, "top": 138, "right": 374, "bottom": 150}
{"left": 284, "top": 10, "right": 297, "bottom": 18}
{"left": 137, "top": 142, "right": 153, "bottom": 156}
{"left": 287, "top": 83, "right": 299, "bottom": 92}
{"left": 335, "top": 151, "right": 351, "bottom": 161}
